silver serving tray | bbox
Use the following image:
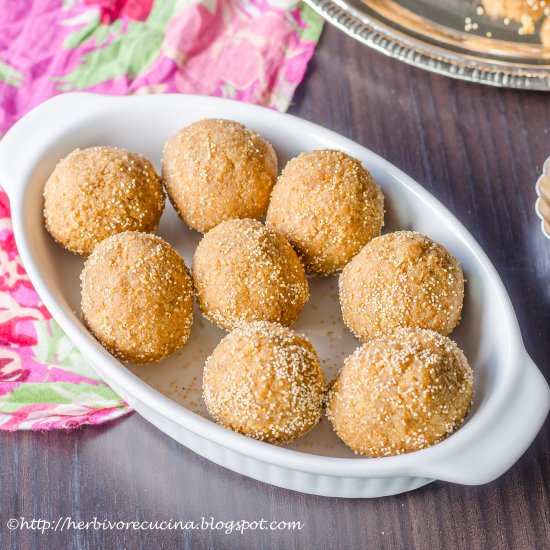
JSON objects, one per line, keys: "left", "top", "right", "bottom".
{"left": 305, "top": 0, "right": 550, "bottom": 90}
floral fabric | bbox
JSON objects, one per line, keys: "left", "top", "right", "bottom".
{"left": 0, "top": 0, "right": 323, "bottom": 134}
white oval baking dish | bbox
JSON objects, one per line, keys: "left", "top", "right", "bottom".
{"left": 0, "top": 93, "right": 548, "bottom": 498}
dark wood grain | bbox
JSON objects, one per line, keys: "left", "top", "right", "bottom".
{"left": 1, "top": 25, "right": 550, "bottom": 550}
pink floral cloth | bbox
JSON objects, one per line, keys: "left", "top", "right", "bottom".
{"left": 0, "top": 0, "right": 323, "bottom": 430}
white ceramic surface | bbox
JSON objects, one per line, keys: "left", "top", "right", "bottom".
{"left": 535, "top": 157, "right": 550, "bottom": 240}
{"left": 0, "top": 93, "right": 548, "bottom": 498}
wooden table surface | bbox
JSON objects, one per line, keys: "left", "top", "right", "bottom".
{"left": 2, "top": 24, "right": 550, "bottom": 550}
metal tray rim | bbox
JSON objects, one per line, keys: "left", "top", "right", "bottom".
{"left": 305, "top": 0, "right": 550, "bottom": 91}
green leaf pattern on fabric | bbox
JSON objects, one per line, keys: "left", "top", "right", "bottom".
{"left": 4, "top": 382, "right": 123, "bottom": 410}
{"left": 0, "top": 60, "right": 24, "bottom": 88}
{"left": 58, "top": 0, "right": 178, "bottom": 89}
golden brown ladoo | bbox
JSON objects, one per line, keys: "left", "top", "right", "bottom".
{"left": 203, "top": 321, "right": 326, "bottom": 444}
{"left": 266, "top": 149, "right": 384, "bottom": 276}
{"left": 44, "top": 146, "right": 164, "bottom": 256}
{"left": 481, "top": 0, "right": 547, "bottom": 36}
{"left": 192, "top": 218, "right": 309, "bottom": 331}
{"left": 339, "top": 231, "right": 464, "bottom": 340}
{"left": 81, "top": 232, "right": 194, "bottom": 363}
{"left": 162, "top": 119, "right": 277, "bottom": 233}
{"left": 326, "top": 327, "right": 474, "bottom": 457}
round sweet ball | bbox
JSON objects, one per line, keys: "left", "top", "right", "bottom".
{"left": 81, "top": 232, "right": 194, "bottom": 364}
{"left": 192, "top": 218, "right": 309, "bottom": 331}
{"left": 326, "top": 327, "right": 474, "bottom": 457}
{"left": 266, "top": 149, "right": 384, "bottom": 276}
{"left": 340, "top": 231, "right": 464, "bottom": 341}
{"left": 44, "top": 146, "right": 164, "bottom": 256}
{"left": 203, "top": 321, "right": 326, "bottom": 444}
{"left": 162, "top": 118, "right": 277, "bottom": 233}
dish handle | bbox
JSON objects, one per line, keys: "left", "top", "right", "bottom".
{"left": 412, "top": 351, "right": 549, "bottom": 485}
